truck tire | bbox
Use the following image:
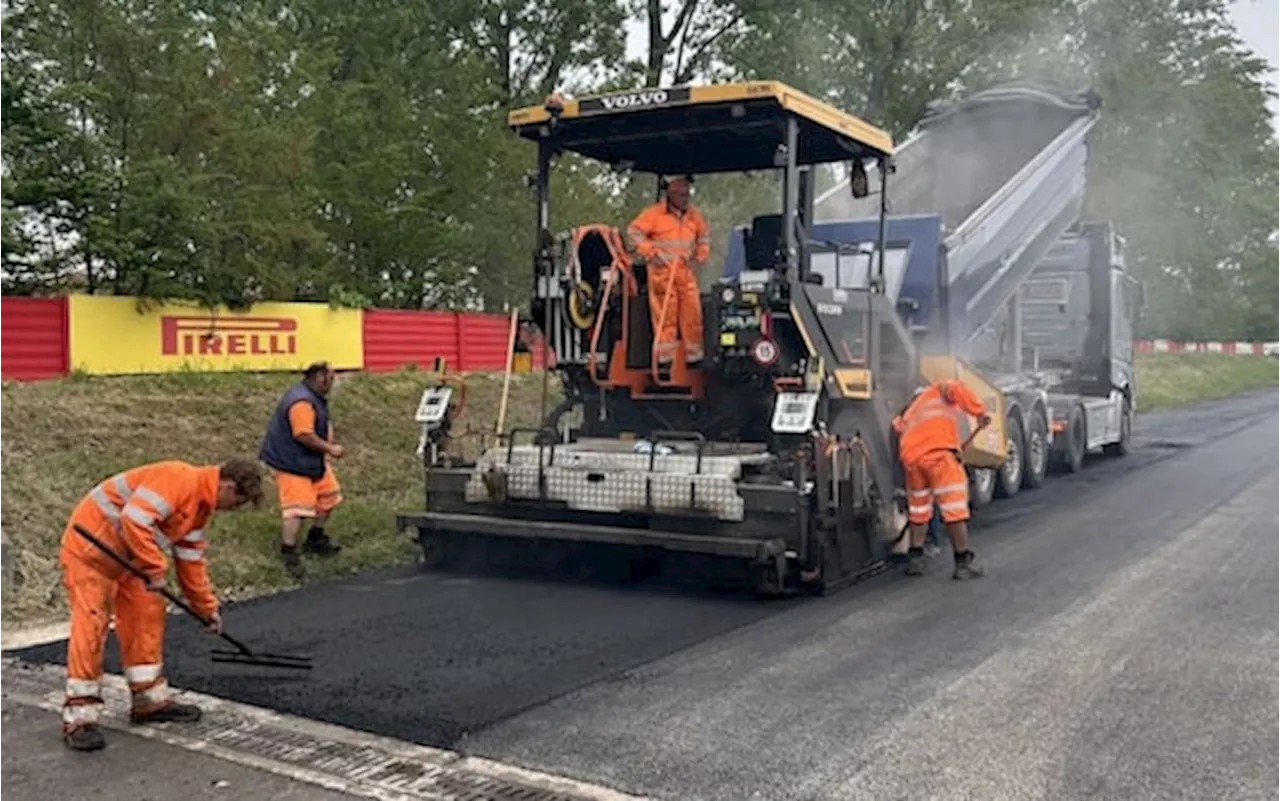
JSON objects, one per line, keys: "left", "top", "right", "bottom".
{"left": 969, "top": 467, "right": 996, "bottom": 509}
{"left": 1103, "top": 397, "right": 1132, "bottom": 457}
{"left": 994, "top": 413, "right": 1024, "bottom": 499}
{"left": 1054, "top": 405, "right": 1086, "bottom": 473}
{"left": 1021, "top": 407, "right": 1049, "bottom": 490}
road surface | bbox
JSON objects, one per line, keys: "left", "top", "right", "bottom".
{"left": 8, "top": 389, "right": 1277, "bottom": 801}
{"left": 1, "top": 697, "right": 362, "bottom": 801}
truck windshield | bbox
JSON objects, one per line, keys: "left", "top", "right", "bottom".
{"left": 809, "top": 245, "right": 910, "bottom": 297}
{"left": 810, "top": 297, "right": 868, "bottom": 364}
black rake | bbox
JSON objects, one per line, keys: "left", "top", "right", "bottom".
{"left": 72, "top": 523, "right": 313, "bottom": 671}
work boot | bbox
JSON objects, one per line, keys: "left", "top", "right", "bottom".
{"left": 64, "top": 724, "right": 106, "bottom": 751}
{"left": 905, "top": 547, "right": 926, "bottom": 576}
{"left": 303, "top": 527, "right": 342, "bottom": 556}
{"left": 130, "top": 701, "right": 202, "bottom": 725}
{"left": 281, "top": 543, "right": 306, "bottom": 580}
{"left": 952, "top": 550, "right": 985, "bottom": 580}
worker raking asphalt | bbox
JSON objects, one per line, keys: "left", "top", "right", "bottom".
{"left": 10, "top": 390, "right": 1276, "bottom": 766}
{"left": 12, "top": 560, "right": 802, "bottom": 748}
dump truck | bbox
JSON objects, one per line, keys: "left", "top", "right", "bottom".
{"left": 723, "top": 83, "right": 1144, "bottom": 508}
{"left": 394, "top": 79, "right": 1140, "bottom": 595}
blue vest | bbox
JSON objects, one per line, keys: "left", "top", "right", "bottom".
{"left": 259, "top": 382, "right": 330, "bottom": 478}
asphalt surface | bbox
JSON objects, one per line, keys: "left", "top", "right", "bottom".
{"left": 10, "top": 389, "right": 1278, "bottom": 801}
{"left": 1, "top": 697, "right": 361, "bottom": 801}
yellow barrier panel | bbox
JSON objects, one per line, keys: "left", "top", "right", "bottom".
{"left": 68, "top": 295, "right": 364, "bottom": 375}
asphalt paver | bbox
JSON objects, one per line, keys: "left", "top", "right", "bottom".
{"left": 10, "top": 388, "right": 1278, "bottom": 801}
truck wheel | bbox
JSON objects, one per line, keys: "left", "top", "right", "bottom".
{"left": 1103, "top": 398, "right": 1132, "bottom": 457}
{"left": 969, "top": 467, "right": 996, "bottom": 509}
{"left": 1021, "top": 408, "right": 1049, "bottom": 490}
{"left": 994, "top": 414, "right": 1024, "bottom": 499}
{"left": 1054, "top": 406, "right": 1086, "bottom": 473}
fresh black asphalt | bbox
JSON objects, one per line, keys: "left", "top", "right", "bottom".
{"left": 10, "top": 388, "right": 1278, "bottom": 801}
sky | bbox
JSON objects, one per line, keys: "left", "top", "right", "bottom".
{"left": 1229, "top": 0, "right": 1279, "bottom": 128}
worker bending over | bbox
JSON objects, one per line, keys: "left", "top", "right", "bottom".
{"left": 59, "top": 458, "right": 264, "bottom": 751}
{"left": 892, "top": 379, "right": 991, "bottom": 580}
{"left": 626, "top": 173, "right": 711, "bottom": 365}
{"left": 259, "top": 361, "right": 345, "bottom": 579}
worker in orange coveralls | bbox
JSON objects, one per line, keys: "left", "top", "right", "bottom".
{"left": 58, "top": 458, "right": 264, "bottom": 751}
{"left": 259, "top": 361, "right": 345, "bottom": 580}
{"left": 626, "top": 173, "right": 711, "bottom": 366}
{"left": 892, "top": 379, "right": 992, "bottom": 580}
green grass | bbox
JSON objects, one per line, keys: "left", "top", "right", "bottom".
{"left": 2, "top": 352, "right": 1273, "bottom": 628}
{"left": 1, "top": 367, "right": 561, "bottom": 627}
{"left": 1135, "top": 352, "right": 1277, "bottom": 412}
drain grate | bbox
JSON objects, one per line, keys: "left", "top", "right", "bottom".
{"left": 2, "top": 657, "right": 648, "bottom": 801}
{"left": 435, "top": 772, "right": 588, "bottom": 801}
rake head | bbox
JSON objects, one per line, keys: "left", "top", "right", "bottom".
{"left": 210, "top": 649, "right": 313, "bottom": 671}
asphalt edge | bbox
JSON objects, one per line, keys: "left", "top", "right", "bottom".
{"left": 1, "top": 657, "right": 655, "bottom": 801}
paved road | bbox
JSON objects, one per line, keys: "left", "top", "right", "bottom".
{"left": 11, "top": 389, "right": 1278, "bottom": 801}
{"left": 1, "top": 697, "right": 361, "bottom": 801}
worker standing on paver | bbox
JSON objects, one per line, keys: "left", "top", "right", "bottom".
{"left": 626, "top": 174, "right": 711, "bottom": 366}
{"left": 58, "top": 458, "right": 264, "bottom": 751}
{"left": 259, "top": 361, "right": 345, "bottom": 579}
{"left": 892, "top": 379, "right": 991, "bottom": 580}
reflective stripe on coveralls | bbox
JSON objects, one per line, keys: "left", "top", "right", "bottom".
{"left": 60, "top": 462, "right": 221, "bottom": 730}
{"left": 894, "top": 381, "right": 988, "bottom": 526}
{"left": 626, "top": 201, "right": 709, "bottom": 363}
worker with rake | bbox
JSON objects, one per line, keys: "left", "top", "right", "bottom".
{"left": 893, "top": 379, "right": 991, "bottom": 580}
{"left": 57, "top": 458, "right": 264, "bottom": 751}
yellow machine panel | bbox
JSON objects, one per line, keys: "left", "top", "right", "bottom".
{"left": 831, "top": 368, "right": 873, "bottom": 399}
{"left": 918, "top": 354, "right": 1008, "bottom": 469}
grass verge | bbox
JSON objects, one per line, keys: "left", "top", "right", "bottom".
{"left": 2, "top": 352, "right": 1273, "bottom": 628}
{"left": 1135, "top": 352, "right": 1277, "bottom": 412}
{"left": 1, "top": 367, "right": 562, "bottom": 628}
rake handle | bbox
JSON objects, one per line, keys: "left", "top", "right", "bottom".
{"left": 72, "top": 523, "right": 255, "bottom": 657}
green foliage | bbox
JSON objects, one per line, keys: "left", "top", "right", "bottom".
{"left": 1, "top": 0, "right": 1274, "bottom": 338}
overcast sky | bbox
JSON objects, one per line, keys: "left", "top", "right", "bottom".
{"left": 1229, "top": 0, "right": 1279, "bottom": 128}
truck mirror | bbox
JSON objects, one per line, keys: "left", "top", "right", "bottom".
{"left": 850, "top": 161, "right": 869, "bottom": 199}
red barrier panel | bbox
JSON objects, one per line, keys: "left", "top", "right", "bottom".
{"left": 1136, "top": 339, "right": 1272, "bottom": 355}
{"left": 361, "top": 308, "right": 460, "bottom": 373}
{"left": 362, "top": 309, "right": 550, "bottom": 373}
{"left": 1, "top": 296, "right": 69, "bottom": 380}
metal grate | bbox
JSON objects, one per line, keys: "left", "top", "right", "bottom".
{"left": 435, "top": 773, "right": 587, "bottom": 801}
{"left": 2, "top": 657, "right": 647, "bottom": 801}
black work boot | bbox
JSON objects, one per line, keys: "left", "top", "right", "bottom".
{"left": 131, "top": 701, "right": 202, "bottom": 725}
{"left": 303, "top": 526, "right": 342, "bottom": 556}
{"left": 281, "top": 543, "right": 307, "bottom": 580}
{"left": 64, "top": 724, "right": 106, "bottom": 751}
{"left": 952, "top": 550, "right": 985, "bottom": 580}
{"left": 905, "top": 547, "right": 926, "bottom": 576}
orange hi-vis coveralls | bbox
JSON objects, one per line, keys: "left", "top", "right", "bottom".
{"left": 626, "top": 200, "right": 711, "bottom": 363}
{"left": 892, "top": 380, "right": 989, "bottom": 526}
{"left": 58, "top": 460, "right": 223, "bottom": 733}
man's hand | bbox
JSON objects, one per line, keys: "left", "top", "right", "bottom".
{"left": 146, "top": 573, "right": 167, "bottom": 591}
{"left": 327, "top": 443, "right": 345, "bottom": 459}
{"left": 205, "top": 610, "right": 223, "bottom": 635}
